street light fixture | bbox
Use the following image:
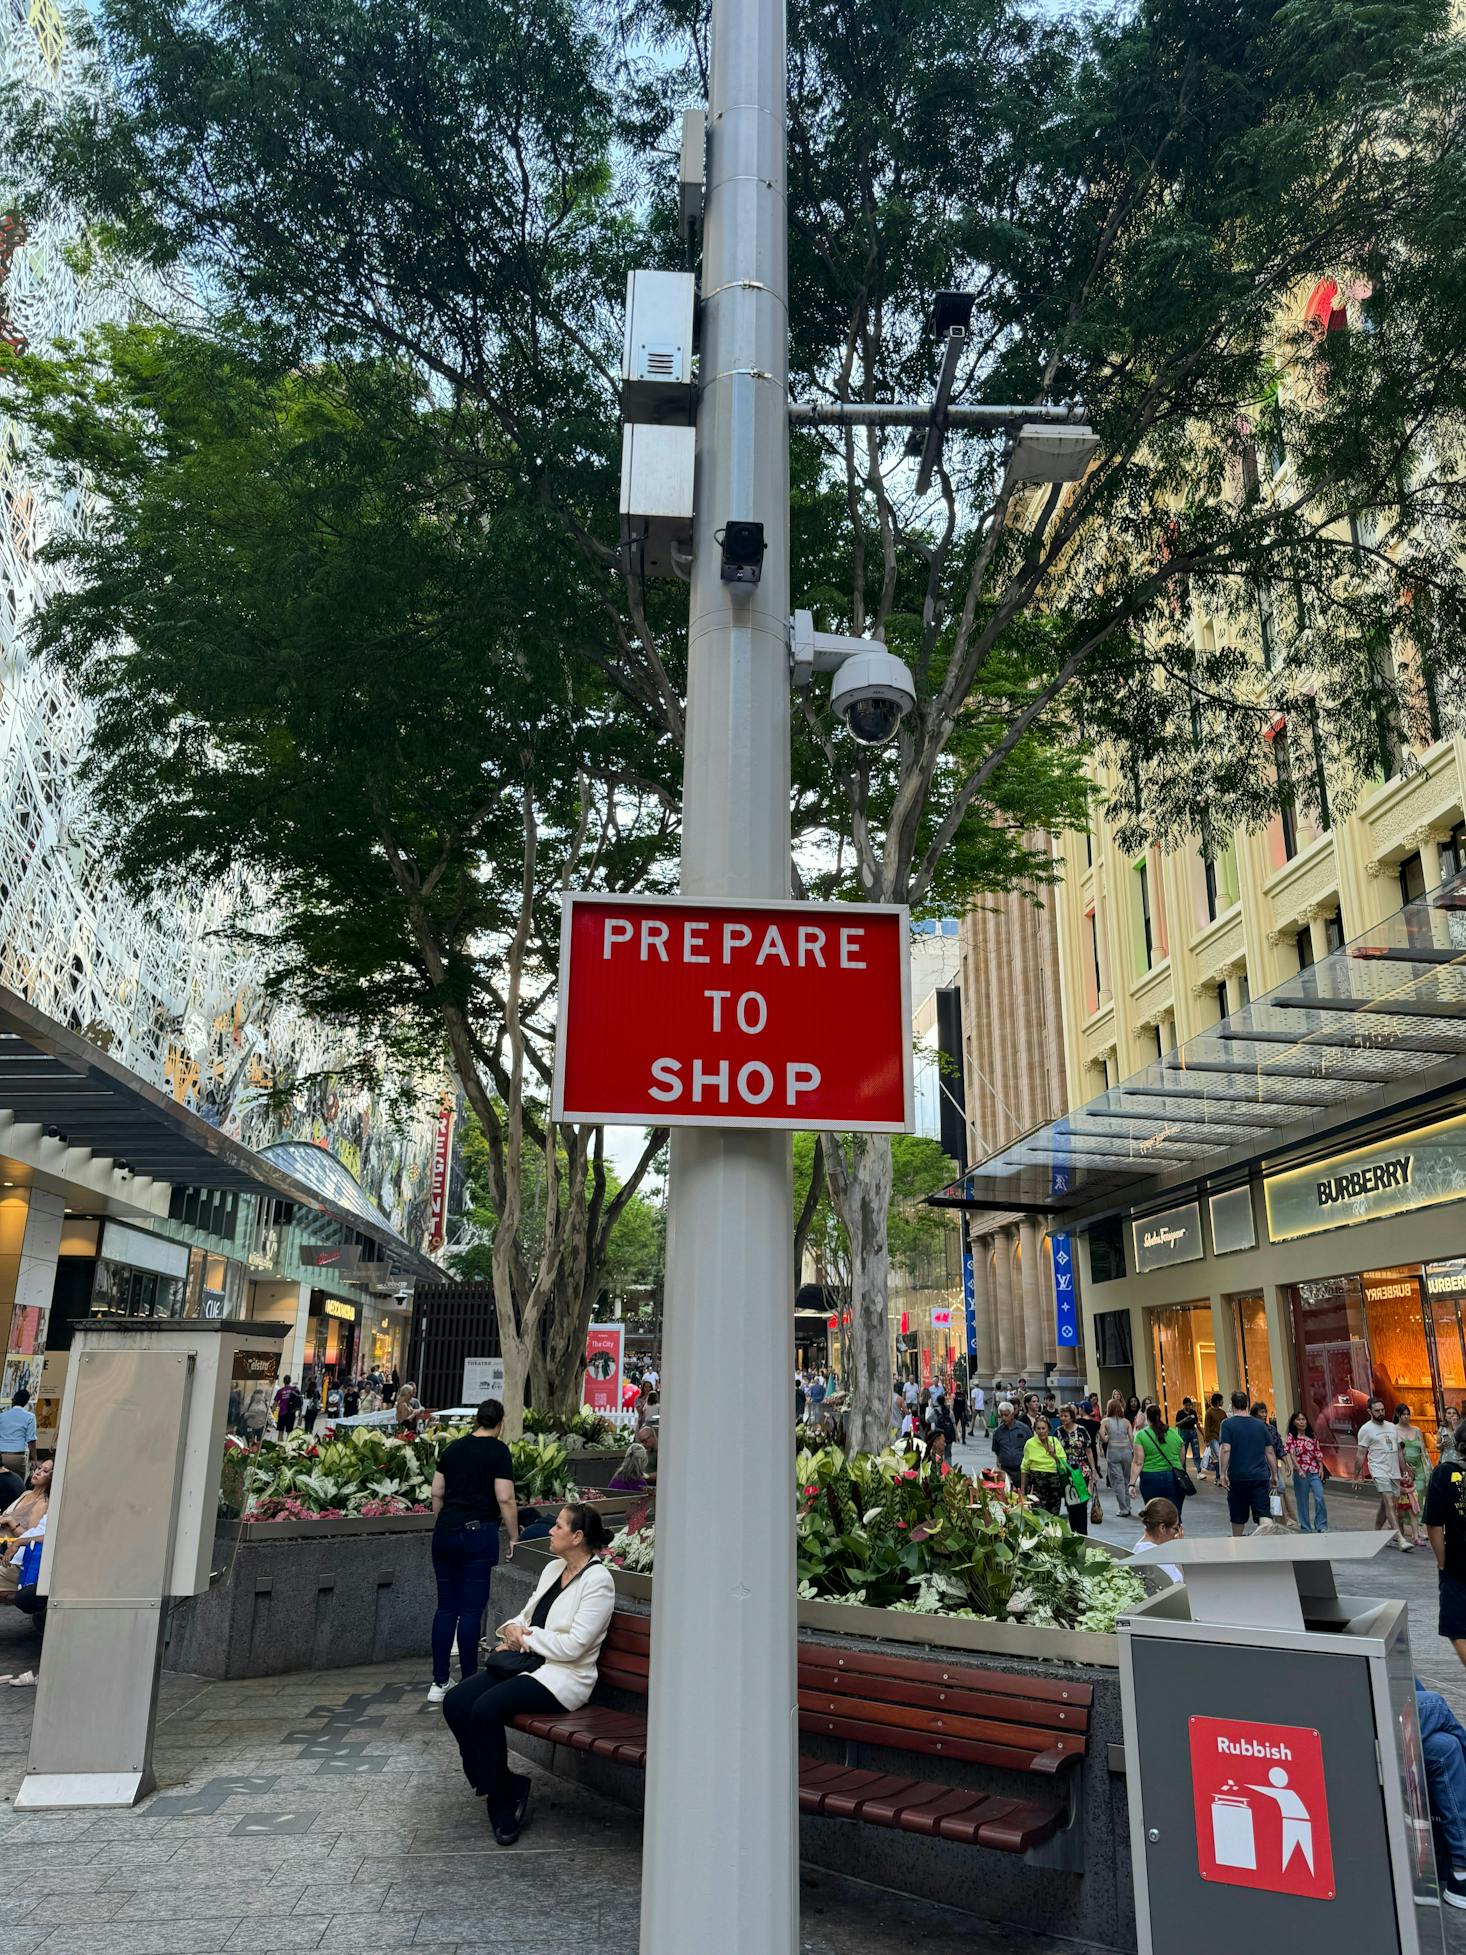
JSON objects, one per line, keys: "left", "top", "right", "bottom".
{"left": 906, "top": 289, "right": 978, "bottom": 496}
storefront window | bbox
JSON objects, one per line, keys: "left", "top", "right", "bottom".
{"left": 91, "top": 1259, "right": 185, "bottom": 1320}
{"left": 1360, "top": 1267, "right": 1436, "bottom": 1455}
{"left": 1286, "top": 1270, "right": 1444, "bottom": 1472}
{"left": 1148, "top": 1302, "right": 1219, "bottom": 1420}
{"left": 1227, "top": 1293, "right": 1275, "bottom": 1413}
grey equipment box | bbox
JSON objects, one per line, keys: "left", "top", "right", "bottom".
{"left": 1118, "top": 1536, "right": 1442, "bottom": 1955}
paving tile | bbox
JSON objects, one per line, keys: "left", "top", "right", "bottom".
{"left": 314, "top": 1758, "right": 388, "bottom": 1776}
{"left": 34, "top": 1920, "right": 240, "bottom": 1954}
{"left": 16, "top": 1893, "right": 131, "bottom": 1925}
{"left": 112, "top": 1882, "right": 308, "bottom": 1921}
{"left": 144, "top": 1793, "right": 228, "bottom": 1819}
{"left": 0, "top": 1930, "right": 50, "bottom": 1955}
{"left": 313, "top": 1919, "right": 422, "bottom": 1951}
{"left": 231, "top": 1811, "right": 322, "bottom": 1838}
{"left": 223, "top": 1917, "right": 329, "bottom": 1951}
{"left": 287, "top": 1883, "right": 388, "bottom": 1917}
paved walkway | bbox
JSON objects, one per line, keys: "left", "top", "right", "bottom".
{"left": 0, "top": 1612, "right": 1103, "bottom": 1955}
{"left": 0, "top": 1449, "right": 1462, "bottom": 1953}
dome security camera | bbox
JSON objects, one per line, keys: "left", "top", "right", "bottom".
{"left": 829, "top": 649, "right": 917, "bottom": 748}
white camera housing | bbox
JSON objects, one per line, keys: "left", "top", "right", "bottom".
{"left": 788, "top": 610, "right": 916, "bottom": 748}
{"left": 829, "top": 649, "right": 917, "bottom": 747}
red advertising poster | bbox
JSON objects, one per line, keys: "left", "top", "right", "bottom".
{"left": 583, "top": 1324, "right": 625, "bottom": 1416}
{"left": 931, "top": 1308, "right": 952, "bottom": 1328}
{"left": 1189, "top": 1716, "right": 1334, "bottom": 1900}
{"left": 921, "top": 1346, "right": 931, "bottom": 1386}
{"left": 554, "top": 894, "right": 912, "bottom": 1133}
{"left": 428, "top": 1094, "right": 455, "bottom": 1250}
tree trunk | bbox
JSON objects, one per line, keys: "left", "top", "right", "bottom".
{"left": 824, "top": 1132, "right": 894, "bottom": 1457}
{"left": 497, "top": 1329, "right": 529, "bottom": 1438}
{"left": 539, "top": 1270, "right": 601, "bottom": 1424}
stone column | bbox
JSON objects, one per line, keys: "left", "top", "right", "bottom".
{"left": 993, "top": 1228, "right": 1020, "bottom": 1378}
{"left": 289, "top": 1281, "right": 313, "bottom": 1383}
{"left": 1019, "top": 1219, "right": 1046, "bottom": 1376}
{"left": 969, "top": 1234, "right": 996, "bottom": 1383}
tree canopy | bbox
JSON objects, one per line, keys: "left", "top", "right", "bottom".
{"left": 5, "top": 0, "right": 1466, "bottom": 1446}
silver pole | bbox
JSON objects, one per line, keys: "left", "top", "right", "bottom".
{"left": 638, "top": 0, "right": 797, "bottom": 1948}
{"left": 790, "top": 399, "right": 1085, "bottom": 427}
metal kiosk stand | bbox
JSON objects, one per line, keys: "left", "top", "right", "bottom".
{"left": 1118, "top": 1535, "right": 1442, "bottom": 1954}
{"left": 17, "top": 1315, "right": 288, "bottom": 1808}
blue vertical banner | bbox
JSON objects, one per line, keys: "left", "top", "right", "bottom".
{"left": 962, "top": 1244, "right": 976, "bottom": 1359}
{"left": 1051, "top": 1232, "right": 1078, "bottom": 1350}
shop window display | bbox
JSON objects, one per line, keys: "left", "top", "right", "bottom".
{"left": 1289, "top": 1266, "right": 1440, "bottom": 1474}
{"left": 1148, "top": 1302, "right": 1218, "bottom": 1420}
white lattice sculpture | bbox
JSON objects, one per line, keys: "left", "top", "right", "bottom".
{"left": 0, "top": 3, "right": 443, "bottom": 1247}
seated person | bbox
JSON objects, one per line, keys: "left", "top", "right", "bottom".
{"left": 0, "top": 1460, "right": 51, "bottom": 1584}
{"left": 442, "top": 1503, "right": 614, "bottom": 1845}
{"left": 608, "top": 1428, "right": 656, "bottom": 1493}
{"left": 1127, "top": 1496, "right": 1184, "bottom": 1587}
{"left": 1417, "top": 1683, "right": 1466, "bottom": 1908}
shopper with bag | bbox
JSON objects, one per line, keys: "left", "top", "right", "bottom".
{"left": 442, "top": 1503, "right": 613, "bottom": 1844}
{"left": 1356, "top": 1397, "right": 1412, "bottom": 1551}
{"left": 1284, "top": 1410, "right": 1329, "bottom": 1533}
{"left": 1057, "top": 1404, "right": 1099, "bottom": 1535}
{"left": 1020, "top": 1415, "right": 1068, "bottom": 1517}
{"left": 1132, "top": 1403, "right": 1192, "bottom": 1519}
{"left": 1218, "top": 1389, "right": 1278, "bottom": 1536}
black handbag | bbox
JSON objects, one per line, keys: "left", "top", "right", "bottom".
{"left": 1173, "top": 1467, "right": 1197, "bottom": 1498}
{"left": 477, "top": 1647, "right": 543, "bottom": 1682}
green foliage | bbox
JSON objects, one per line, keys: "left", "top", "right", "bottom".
{"left": 522, "top": 1407, "right": 620, "bottom": 1449}
{"left": 795, "top": 1131, "right": 957, "bottom": 1289}
{"left": 240, "top": 1418, "right": 578, "bottom": 1517}
{"left": 608, "top": 1444, "right": 1145, "bottom": 1630}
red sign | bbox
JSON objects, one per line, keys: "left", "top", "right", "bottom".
{"left": 428, "top": 1094, "right": 455, "bottom": 1250}
{"left": 826, "top": 1314, "right": 839, "bottom": 1329}
{"left": 1189, "top": 1716, "right": 1334, "bottom": 1900}
{"left": 583, "top": 1324, "right": 624, "bottom": 1416}
{"left": 553, "top": 895, "right": 911, "bottom": 1132}
{"left": 899, "top": 1311, "right": 909, "bottom": 1336}
{"left": 932, "top": 1308, "right": 952, "bottom": 1328}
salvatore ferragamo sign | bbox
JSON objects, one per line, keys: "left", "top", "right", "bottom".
{"left": 1131, "top": 1201, "right": 1204, "bottom": 1272}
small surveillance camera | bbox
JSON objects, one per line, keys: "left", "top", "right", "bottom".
{"left": 829, "top": 650, "right": 916, "bottom": 747}
{"left": 718, "top": 520, "right": 766, "bottom": 585}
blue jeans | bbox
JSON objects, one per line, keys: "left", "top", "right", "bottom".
{"left": 431, "top": 1526, "right": 498, "bottom": 1686}
{"left": 1182, "top": 1429, "right": 1202, "bottom": 1471}
{"left": 1418, "top": 1686, "right": 1466, "bottom": 1870}
{"left": 1139, "top": 1468, "right": 1185, "bottom": 1518}
{"left": 1294, "top": 1471, "right": 1328, "bottom": 1532}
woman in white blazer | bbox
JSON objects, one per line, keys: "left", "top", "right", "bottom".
{"left": 441, "top": 1501, "right": 615, "bottom": 1843}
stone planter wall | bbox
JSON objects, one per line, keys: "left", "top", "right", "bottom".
{"left": 493, "top": 1557, "right": 1135, "bottom": 1952}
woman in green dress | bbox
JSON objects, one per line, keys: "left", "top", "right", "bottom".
{"left": 1395, "top": 1404, "right": 1432, "bottom": 1548}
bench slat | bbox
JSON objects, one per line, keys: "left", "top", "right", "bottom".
{"left": 797, "top": 1660, "right": 1087, "bottom": 1734}
{"left": 794, "top": 1639, "right": 1092, "bottom": 1708}
{"left": 804, "top": 1706, "right": 1082, "bottom": 1775}
{"left": 796, "top": 1690, "right": 1084, "bottom": 1760}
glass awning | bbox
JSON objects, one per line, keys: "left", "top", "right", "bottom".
{"left": 932, "top": 867, "right": 1466, "bottom": 1215}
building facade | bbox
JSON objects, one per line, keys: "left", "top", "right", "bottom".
{"left": 0, "top": 1, "right": 447, "bottom": 1431}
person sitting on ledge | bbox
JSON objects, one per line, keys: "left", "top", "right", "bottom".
{"left": 608, "top": 1427, "right": 656, "bottom": 1494}
{"left": 442, "top": 1502, "right": 615, "bottom": 1846}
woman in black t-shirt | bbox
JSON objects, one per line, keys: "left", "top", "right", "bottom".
{"left": 427, "top": 1399, "right": 519, "bottom": 1704}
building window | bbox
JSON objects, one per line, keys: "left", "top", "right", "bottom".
{"left": 1238, "top": 969, "right": 1251, "bottom": 1007}
{"left": 1216, "top": 978, "right": 1230, "bottom": 1022}
{"left": 1295, "top": 927, "right": 1315, "bottom": 971}
{"left": 1400, "top": 852, "right": 1427, "bottom": 907}
{"left": 1084, "top": 829, "right": 1093, "bottom": 869}
{"left": 1257, "top": 585, "right": 1279, "bottom": 670}
{"left": 1273, "top": 725, "right": 1298, "bottom": 861}
{"left": 1202, "top": 853, "right": 1219, "bottom": 923}
{"left": 1086, "top": 907, "right": 1103, "bottom": 1012}
{"left": 1324, "top": 908, "right": 1344, "bottom": 953}
{"left": 1304, "top": 697, "right": 1331, "bottom": 832}
{"left": 1154, "top": 1024, "right": 1165, "bottom": 1061}
{"left": 1442, "top": 821, "right": 1466, "bottom": 882}
{"left": 1136, "top": 858, "right": 1154, "bottom": 971}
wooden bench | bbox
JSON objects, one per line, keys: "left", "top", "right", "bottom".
{"left": 511, "top": 1609, "right": 1092, "bottom": 1865}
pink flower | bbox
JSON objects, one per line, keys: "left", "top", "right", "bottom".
{"left": 896, "top": 1521, "right": 909, "bottom": 1530}
{"left": 902, "top": 1470, "right": 918, "bottom": 1481}
{"left": 940, "top": 1463, "right": 951, "bottom": 1477}
{"left": 804, "top": 1484, "right": 818, "bottom": 1497}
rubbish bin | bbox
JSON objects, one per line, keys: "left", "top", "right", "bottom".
{"left": 1118, "top": 1535, "right": 1441, "bottom": 1955}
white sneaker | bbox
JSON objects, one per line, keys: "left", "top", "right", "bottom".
{"left": 427, "top": 1682, "right": 448, "bottom": 1704}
